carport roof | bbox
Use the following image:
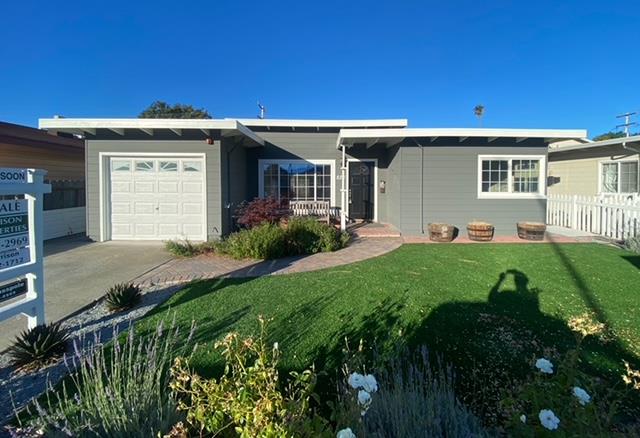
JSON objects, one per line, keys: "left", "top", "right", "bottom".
{"left": 337, "top": 127, "right": 589, "bottom": 148}
{"left": 38, "top": 118, "right": 265, "bottom": 146}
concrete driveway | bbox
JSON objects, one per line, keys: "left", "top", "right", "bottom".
{"left": 0, "top": 235, "right": 172, "bottom": 351}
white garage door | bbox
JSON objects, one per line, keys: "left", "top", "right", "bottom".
{"left": 109, "top": 157, "right": 206, "bottom": 240}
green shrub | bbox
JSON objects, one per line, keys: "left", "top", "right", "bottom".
{"left": 21, "top": 319, "right": 194, "bottom": 437}
{"left": 624, "top": 236, "right": 640, "bottom": 254}
{"left": 216, "top": 223, "right": 288, "bottom": 259}
{"left": 165, "top": 239, "right": 216, "bottom": 257}
{"left": 7, "top": 323, "right": 69, "bottom": 369}
{"left": 286, "top": 216, "right": 349, "bottom": 254}
{"left": 169, "top": 316, "right": 330, "bottom": 437}
{"left": 105, "top": 282, "right": 141, "bottom": 312}
{"left": 334, "top": 345, "right": 487, "bottom": 438}
{"left": 216, "top": 218, "right": 349, "bottom": 260}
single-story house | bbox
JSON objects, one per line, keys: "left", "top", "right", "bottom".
{"left": 38, "top": 117, "right": 586, "bottom": 241}
{"left": 0, "top": 121, "right": 85, "bottom": 240}
{"left": 549, "top": 135, "right": 640, "bottom": 197}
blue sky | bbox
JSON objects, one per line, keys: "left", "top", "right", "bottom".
{"left": 1, "top": 1, "right": 638, "bottom": 137}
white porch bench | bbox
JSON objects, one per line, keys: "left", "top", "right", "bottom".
{"left": 289, "top": 200, "right": 334, "bottom": 224}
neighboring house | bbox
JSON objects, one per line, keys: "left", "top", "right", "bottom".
{"left": 0, "top": 121, "right": 85, "bottom": 239}
{"left": 548, "top": 135, "right": 640, "bottom": 197}
{"left": 38, "top": 117, "right": 585, "bottom": 241}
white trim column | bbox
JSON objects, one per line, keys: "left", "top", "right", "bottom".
{"left": 340, "top": 144, "right": 347, "bottom": 231}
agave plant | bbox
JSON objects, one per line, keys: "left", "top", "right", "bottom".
{"left": 105, "top": 282, "right": 141, "bottom": 312}
{"left": 7, "top": 323, "right": 69, "bottom": 369}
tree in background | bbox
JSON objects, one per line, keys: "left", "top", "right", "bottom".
{"left": 592, "top": 131, "right": 638, "bottom": 141}
{"left": 473, "top": 104, "right": 485, "bottom": 127}
{"left": 139, "top": 101, "right": 212, "bottom": 119}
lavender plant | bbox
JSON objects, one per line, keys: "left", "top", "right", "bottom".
{"left": 18, "top": 318, "right": 195, "bottom": 437}
{"left": 335, "top": 344, "right": 487, "bottom": 437}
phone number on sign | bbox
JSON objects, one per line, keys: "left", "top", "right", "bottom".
{"left": 0, "top": 247, "right": 30, "bottom": 269}
{"left": 0, "top": 235, "right": 29, "bottom": 250}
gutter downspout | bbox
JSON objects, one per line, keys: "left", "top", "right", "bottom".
{"left": 412, "top": 139, "right": 425, "bottom": 234}
{"left": 340, "top": 143, "right": 347, "bottom": 231}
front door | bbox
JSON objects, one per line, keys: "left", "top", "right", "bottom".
{"left": 349, "top": 161, "right": 374, "bottom": 220}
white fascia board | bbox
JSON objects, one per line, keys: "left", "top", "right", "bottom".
{"left": 38, "top": 118, "right": 265, "bottom": 146}
{"left": 338, "top": 127, "right": 588, "bottom": 147}
{"left": 225, "top": 118, "right": 409, "bottom": 128}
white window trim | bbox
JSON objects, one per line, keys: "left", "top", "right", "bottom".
{"left": 477, "top": 154, "right": 547, "bottom": 199}
{"left": 598, "top": 159, "right": 640, "bottom": 195}
{"left": 258, "top": 159, "right": 336, "bottom": 206}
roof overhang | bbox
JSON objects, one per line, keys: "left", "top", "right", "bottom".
{"left": 549, "top": 134, "right": 640, "bottom": 154}
{"left": 338, "top": 128, "right": 589, "bottom": 148}
{"left": 38, "top": 118, "right": 265, "bottom": 146}
{"left": 225, "top": 118, "right": 408, "bottom": 130}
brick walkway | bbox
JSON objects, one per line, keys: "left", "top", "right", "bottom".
{"left": 133, "top": 237, "right": 403, "bottom": 287}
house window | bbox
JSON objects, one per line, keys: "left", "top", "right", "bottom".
{"left": 601, "top": 161, "right": 639, "bottom": 194}
{"left": 478, "top": 155, "right": 545, "bottom": 198}
{"left": 259, "top": 160, "right": 334, "bottom": 203}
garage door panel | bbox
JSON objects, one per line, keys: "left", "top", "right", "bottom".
{"left": 111, "top": 182, "right": 131, "bottom": 193}
{"left": 158, "top": 203, "right": 178, "bottom": 214}
{"left": 158, "top": 224, "right": 179, "bottom": 236}
{"left": 111, "top": 202, "right": 131, "bottom": 214}
{"left": 183, "top": 181, "right": 203, "bottom": 193}
{"left": 112, "top": 223, "right": 132, "bottom": 236}
{"left": 159, "top": 181, "right": 179, "bottom": 193}
{"left": 183, "top": 224, "right": 203, "bottom": 236}
{"left": 134, "top": 181, "right": 155, "bottom": 193}
{"left": 110, "top": 156, "right": 205, "bottom": 241}
{"left": 182, "top": 202, "right": 202, "bottom": 215}
{"left": 134, "top": 202, "right": 155, "bottom": 214}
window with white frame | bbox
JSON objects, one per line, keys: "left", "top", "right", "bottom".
{"left": 260, "top": 160, "right": 333, "bottom": 203}
{"left": 478, "top": 155, "right": 545, "bottom": 198}
{"left": 600, "top": 160, "right": 639, "bottom": 194}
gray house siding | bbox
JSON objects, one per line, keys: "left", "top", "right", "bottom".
{"left": 389, "top": 144, "right": 548, "bottom": 235}
{"left": 85, "top": 139, "right": 223, "bottom": 241}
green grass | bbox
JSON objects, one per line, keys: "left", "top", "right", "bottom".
{"left": 138, "top": 243, "right": 640, "bottom": 412}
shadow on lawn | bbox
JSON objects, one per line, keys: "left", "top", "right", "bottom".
{"left": 621, "top": 254, "right": 640, "bottom": 270}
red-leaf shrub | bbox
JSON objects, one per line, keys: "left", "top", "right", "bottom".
{"left": 235, "top": 197, "right": 290, "bottom": 229}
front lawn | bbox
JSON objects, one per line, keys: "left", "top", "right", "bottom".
{"left": 138, "top": 243, "right": 640, "bottom": 417}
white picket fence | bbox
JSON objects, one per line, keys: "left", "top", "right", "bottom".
{"left": 547, "top": 194, "right": 640, "bottom": 241}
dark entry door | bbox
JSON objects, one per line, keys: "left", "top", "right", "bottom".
{"left": 349, "top": 161, "right": 374, "bottom": 220}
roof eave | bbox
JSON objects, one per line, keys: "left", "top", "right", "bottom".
{"left": 38, "top": 118, "right": 265, "bottom": 146}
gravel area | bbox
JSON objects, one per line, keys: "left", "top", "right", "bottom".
{"left": 0, "top": 283, "right": 183, "bottom": 431}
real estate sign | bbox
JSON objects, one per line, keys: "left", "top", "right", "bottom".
{"left": 0, "top": 279, "right": 27, "bottom": 304}
{"left": 0, "top": 200, "right": 30, "bottom": 268}
{"left": 0, "top": 168, "right": 28, "bottom": 184}
{"left": 0, "top": 168, "right": 50, "bottom": 329}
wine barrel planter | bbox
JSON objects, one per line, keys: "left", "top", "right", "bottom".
{"left": 467, "top": 221, "right": 494, "bottom": 242}
{"left": 428, "top": 223, "right": 456, "bottom": 242}
{"left": 517, "top": 221, "right": 546, "bottom": 241}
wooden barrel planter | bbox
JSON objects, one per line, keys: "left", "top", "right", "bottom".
{"left": 428, "top": 223, "right": 456, "bottom": 242}
{"left": 517, "top": 221, "right": 546, "bottom": 241}
{"left": 467, "top": 221, "right": 494, "bottom": 242}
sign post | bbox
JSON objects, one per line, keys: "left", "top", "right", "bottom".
{"left": 0, "top": 169, "right": 50, "bottom": 329}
